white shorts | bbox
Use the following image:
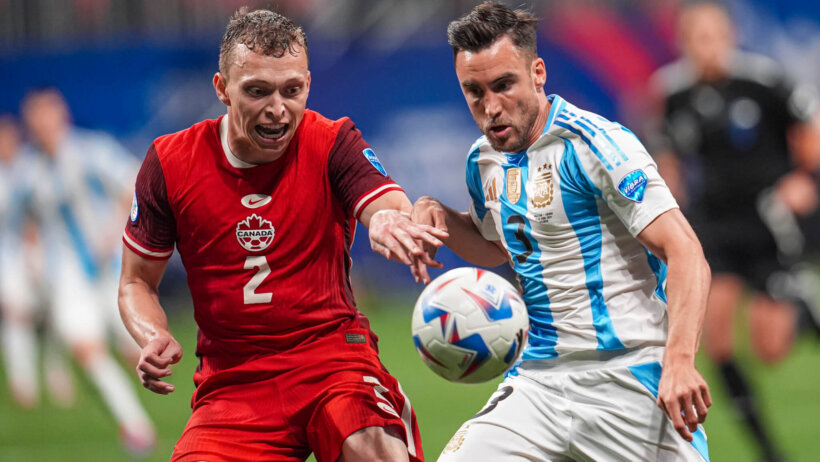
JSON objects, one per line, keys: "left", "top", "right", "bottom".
{"left": 438, "top": 347, "right": 709, "bottom": 462}
{"left": 50, "top": 252, "right": 107, "bottom": 346}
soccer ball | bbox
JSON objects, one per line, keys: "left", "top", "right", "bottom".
{"left": 411, "top": 267, "right": 529, "bottom": 384}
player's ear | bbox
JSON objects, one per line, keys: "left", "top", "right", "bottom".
{"left": 213, "top": 72, "right": 231, "bottom": 106}
{"left": 305, "top": 71, "right": 311, "bottom": 94}
{"left": 532, "top": 57, "right": 546, "bottom": 89}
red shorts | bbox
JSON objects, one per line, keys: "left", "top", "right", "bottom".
{"left": 171, "top": 319, "right": 424, "bottom": 462}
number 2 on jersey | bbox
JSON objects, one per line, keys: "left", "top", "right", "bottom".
{"left": 243, "top": 255, "right": 273, "bottom": 304}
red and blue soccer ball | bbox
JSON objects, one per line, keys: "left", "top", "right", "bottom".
{"left": 412, "top": 267, "right": 529, "bottom": 384}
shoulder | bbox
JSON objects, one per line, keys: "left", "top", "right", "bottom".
{"left": 299, "top": 109, "right": 350, "bottom": 149}
{"left": 729, "top": 52, "right": 786, "bottom": 89}
{"left": 152, "top": 118, "right": 219, "bottom": 164}
{"left": 554, "top": 105, "right": 647, "bottom": 171}
{"left": 649, "top": 58, "right": 697, "bottom": 98}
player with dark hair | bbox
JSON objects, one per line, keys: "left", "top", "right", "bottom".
{"left": 413, "top": 2, "right": 712, "bottom": 460}
{"left": 650, "top": 3, "right": 820, "bottom": 461}
{"left": 119, "top": 8, "right": 442, "bottom": 462}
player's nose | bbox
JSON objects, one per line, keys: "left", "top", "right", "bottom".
{"left": 483, "top": 93, "right": 503, "bottom": 119}
{"left": 263, "top": 96, "right": 286, "bottom": 120}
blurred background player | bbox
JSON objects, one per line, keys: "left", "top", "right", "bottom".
{"left": 0, "top": 114, "right": 39, "bottom": 408}
{"left": 0, "top": 113, "right": 79, "bottom": 410}
{"left": 649, "top": 2, "right": 820, "bottom": 461}
{"left": 10, "top": 88, "right": 156, "bottom": 454}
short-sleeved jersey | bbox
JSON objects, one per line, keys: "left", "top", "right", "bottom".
{"left": 651, "top": 52, "right": 816, "bottom": 220}
{"left": 6, "top": 130, "right": 136, "bottom": 279}
{"left": 468, "top": 95, "right": 678, "bottom": 361}
{"left": 124, "top": 110, "right": 402, "bottom": 378}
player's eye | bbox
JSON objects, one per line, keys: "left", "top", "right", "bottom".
{"left": 466, "top": 86, "right": 483, "bottom": 98}
{"left": 284, "top": 85, "right": 302, "bottom": 97}
{"left": 246, "top": 87, "right": 267, "bottom": 97}
{"left": 493, "top": 80, "right": 512, "bottom": 92}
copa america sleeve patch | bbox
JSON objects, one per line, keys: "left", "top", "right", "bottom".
{"left": 363, "top": 148, "right": 388, "bottom": 176}
{"left": 130, "top": 191, "right": 139, "bottom": 222}
{"left": 618, "top": 170, "right": 648, "bottom": 202}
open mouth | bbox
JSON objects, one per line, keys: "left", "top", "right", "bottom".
{"left": 489, "top": 124, "right": 511, "bottom": 137}
{"left": 255, "top": 123, "right": 288, "bottom": 141}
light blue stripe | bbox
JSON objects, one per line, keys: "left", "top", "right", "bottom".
{"left": 498, "top": 155, "right": 557, "bottom": 360}
{"left": 562, "top": 115, "right": 621, "bottom": 167}
{"left": 558, "top": 140, "right": 624, "bottom": 350}
{"left": 645, "top": 250, "right": 668, "bottom": 304}
{"left": 577, "top": 114, "right": 630, "bottom": 162}
{"left": 627, "top": 362, "right": 711, "bottom": 462}
{"left": 465, "top": 144, "right": 488, "bottom": 220}
{"left": 554, "top": 120, "right": 614, "bottom": 171}
{"left": 59, "top": 203, "right": 98, "bottom": 278}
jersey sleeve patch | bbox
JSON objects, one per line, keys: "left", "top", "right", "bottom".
{"left": 130, "top": 191, "right": 139, "bottom": 222}
{"left": 617, "top": 170, "right": 648, "bottom": 203}
{"left": 362, "top": 148, "right": 388, "bottom": 177}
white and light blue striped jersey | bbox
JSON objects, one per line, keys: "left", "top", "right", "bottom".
{"left": 467, "top": 95, "right": 678, "bottom": 361}
{"left": 0, "top": 152, "right": 36, "bottom": 269}
{"left": 12, "top": 129, "right": 138, "bottom": 280}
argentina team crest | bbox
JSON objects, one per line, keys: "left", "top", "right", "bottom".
{"left": 530, "top": 163, "right": 554, "bottom": 208}
{"left": 236, "top": 214, "right": 275, "bottom": 252}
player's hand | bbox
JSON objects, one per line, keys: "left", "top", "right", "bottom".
{"left": 136, "top": 333, "right": 183, "bottom": 395}
{"left": 656, "top": 360, "right": 711, "bottom": 442}
{"left": 410, "top": 196, "right": 450, "bottom": 282}
{"left": 368, "top": 209, "right": 448, "bottom": 283}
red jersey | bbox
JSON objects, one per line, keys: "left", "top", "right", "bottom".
{"left": 124, "top": 110, "right": 402, "bottom": 378}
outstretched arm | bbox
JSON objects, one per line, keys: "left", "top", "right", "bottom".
{"left": 360, "top": 190, "right": 449, "bottom": 284}
{"left": 118, "top": 246, "right": 182, "bottom": 395}
{"left": 412, "top": 196, "right": 508, "bottom": 269}
{"left": 637, "top": 208, "right": 712, "bottom": 442}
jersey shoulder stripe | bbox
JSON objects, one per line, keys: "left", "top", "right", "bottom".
{"left": 466, "top": 139, "right": 489, "bottom": 220}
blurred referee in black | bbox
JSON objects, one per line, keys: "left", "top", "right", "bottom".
{"left": 649, "top": 2, "right": 820, "bottom": 462}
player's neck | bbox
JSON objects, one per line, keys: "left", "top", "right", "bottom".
{"left": 220, "top": 115, "right": 283, "bottom": 168}
{"left": 522, "top": 94, "right": 551, "bottom": 151}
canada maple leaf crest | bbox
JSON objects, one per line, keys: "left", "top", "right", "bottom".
{"left": 235, "top": 214, "right": 275, "bottom": 252}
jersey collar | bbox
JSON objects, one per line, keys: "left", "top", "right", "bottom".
{"left": 219, "top": 114, "right": 257, "bottom": 169}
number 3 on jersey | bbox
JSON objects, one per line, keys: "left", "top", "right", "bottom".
{"left": 243, "top": 255, "right": 273, "bottom": 304}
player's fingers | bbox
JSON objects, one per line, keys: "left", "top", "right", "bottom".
{"left": 137, "top": 360, "right": 172, "bottom": 380}
{"left": 702, "top": 384, "right": 712, "bottom": 408}
{"left": 680, "top": 394, "right": 698, "bottom": 432}
{"left": 415, "top": 224, "right": 449, "bottom": 240}
{"left": 409, "top": 227, "right": 445, "bottom": 248}
{"left": 432, "top": 211, "right": 448, "bottom": 234}
{"left": 417, "top": 261, "right": 432, "bottom": 285}
{"left": 693, "top": 390, "right": 709, "bottom": 424}
{"left": 143, "top": 353, "right": 173, "bottom": 369}
{"left": 409, "top": 260, "right": 421, "bottom": 283}
{"left": 392, "top": 228, "right": 425, "bottom": 258}
{"left": 380, "top": 235, "right": 412, "bottom": 265}
{"left": 664, "top": 398, "right": 692, "bottom": 442}
{"left": 143, "top": 378, "right": 175, "bottom": 395}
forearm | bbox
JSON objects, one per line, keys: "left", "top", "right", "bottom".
{"left": 119, "top": 281, "right": 171, "bottom": 349}
{"left": 442, "top": 207, "right": 508, "bottom": 267}
{"left": 663, "top": 245, "right": 711, "bottom": 364}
